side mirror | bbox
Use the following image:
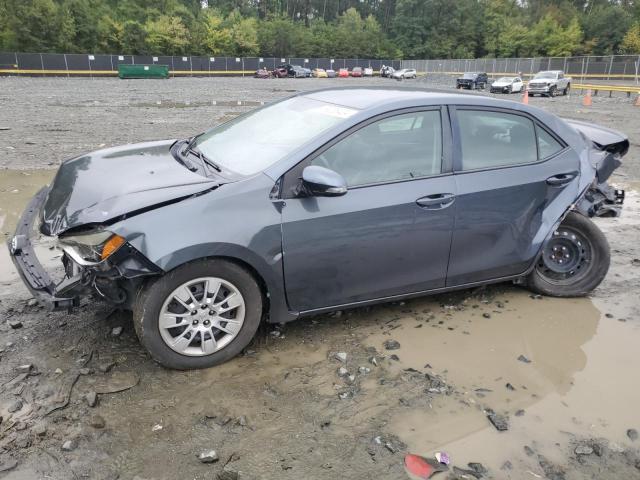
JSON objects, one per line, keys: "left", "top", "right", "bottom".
{"left": 301, "top": 165, "right": 347, "bottom": 197}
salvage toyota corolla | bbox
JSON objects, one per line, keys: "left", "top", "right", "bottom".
{"left": 9, "top": 88, "right": 627, "bottom": 369}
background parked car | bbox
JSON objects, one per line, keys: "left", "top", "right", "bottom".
{"left": 392, "top": 68, "right": 417, "bottom": 80}
{"left": 273, "top": 64, "right": 293, "bottom": 78}
{"left": 312, "top": 68, "right": 328, "bottom": 78}
{"left": 351, "top": 67, "right": 363, "bottom": 77}
{"left": 272, "top": 66, "right": 288, "bottom": 78}
{"left": 291, "top": 65, "right": 307, "bottom": 78}
{"left": 528, "top": 70, "right": 572, "bottom": 97}
{"left": 364, "top": 67, "right": 373, "bottom": 77}
{"left": 456, "top": 72, "right": 488, "bottom": 89}
{"left": 254, "top": 68, "right": 271, "bottom": 79}
{"left": 338, "top": 68, "right": 349, "bottom": 78}
{"left": 380, "top": 65, "right": 395, "bottom": 77}
{"left": 489, "top": 76, "right": 523, "bottom": 93}
{"left": 326, "top": 69, "right": 336, "bottom": 78}
{"left": 302, "top": 66, "right": 312, "bottom": 77}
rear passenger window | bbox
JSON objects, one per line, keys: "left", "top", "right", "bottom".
{"left": 311, "top": 110, "right": 442, "bottom": 187}
{"left": 458, "top": 110, "right": 537, "bottom": 170}
{"left": 536, "top": 125, "right": 564, "bottom": 158}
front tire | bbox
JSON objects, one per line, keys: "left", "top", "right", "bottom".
{"left": 527, "top": 212, "right": 610, "bottom": 297}
{"left": 133, "top": 259, "right": 263, "bottom": 369}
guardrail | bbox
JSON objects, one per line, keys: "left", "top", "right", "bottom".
{"left": 571, "top": 83, "right": 640, "bottom": 97}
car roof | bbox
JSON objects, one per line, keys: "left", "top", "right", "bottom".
{"left": 301, "top": 87, "right": 516, "bottom": 111}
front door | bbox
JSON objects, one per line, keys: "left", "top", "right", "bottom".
{"left": 281, "top": 108, "right": 456, "bottom": 312}
{"left": 446, "top": 107, "right": 581, "bottom": 286}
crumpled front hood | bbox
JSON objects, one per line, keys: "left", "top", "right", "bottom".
{"left": 41, "top": 140, "right": 219, "bottom": 236}
{"left": 491, "top": 81, "right": 511, "bottom": 87}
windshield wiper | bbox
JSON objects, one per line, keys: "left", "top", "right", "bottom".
{"left": 175, "top": 152, "right": 198, "bottom": 172}
{"left": 184, "top": 144, "right": 222, "bottom": 173}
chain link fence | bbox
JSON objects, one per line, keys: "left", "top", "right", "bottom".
{"left": 402, "top": 55, "right": 640, "bottom": 85}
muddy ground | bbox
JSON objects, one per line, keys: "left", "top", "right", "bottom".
{"left": 0, "top": 76, "right": 639, "bottom": 479}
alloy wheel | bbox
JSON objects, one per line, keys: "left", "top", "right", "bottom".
{"left": 158, "top": 277, "right": 245, "bottom": 357}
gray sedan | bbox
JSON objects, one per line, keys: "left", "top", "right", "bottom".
{"left": 9, "top": 88, "right": 628, "bottom": 369}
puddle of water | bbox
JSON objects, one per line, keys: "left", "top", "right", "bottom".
{"left": 0, "top": 169, "right": 57, "bottom": 293}
{"left": 354, "top": 290, "right": 640, "bottom": 470}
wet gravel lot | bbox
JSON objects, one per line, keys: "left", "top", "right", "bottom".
{"left": 0, "top": 75, "right": 639, "bottom": 479}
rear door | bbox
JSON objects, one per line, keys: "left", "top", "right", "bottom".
{"left": 446, "top": 106, "right": 581, "bottom": 286}
{"left": 280, "top": 108, "right": 456, "bottom": 312}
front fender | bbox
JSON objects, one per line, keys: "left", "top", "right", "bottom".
{"left": 109, "top": 174, "right": 297, "bottom": 323}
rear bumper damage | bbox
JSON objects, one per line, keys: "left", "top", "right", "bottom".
{"left": 8, "top": 187, "right": 162, "bottom": 311}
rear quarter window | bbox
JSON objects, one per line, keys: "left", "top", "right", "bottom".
{"left": 536, "top": 125, "right": 565, "bottom": 158}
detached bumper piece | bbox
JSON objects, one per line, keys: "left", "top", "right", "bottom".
{"left": 576, "top": 183, "right": 625, "bottom": 218}
{"left": 7, "top": 188, "right": 78, "bottom": 310}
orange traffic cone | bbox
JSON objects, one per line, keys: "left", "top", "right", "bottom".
{"left": 582, "top": 89, "right": 592, "bottom": 107}
{"left": 522, "top": 87, "right": 529, "bottom": 105}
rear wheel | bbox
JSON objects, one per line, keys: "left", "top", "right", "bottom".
{"left": 527, "top": 212, "right": 610, "bottom": 297}
{"left": 134, "top": 259, "right": 262, "bottom": 369}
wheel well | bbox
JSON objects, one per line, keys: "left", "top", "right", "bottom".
{"left": 205, "top": 256, "right": 271, "bottom": 320}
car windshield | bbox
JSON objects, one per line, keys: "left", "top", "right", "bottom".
{"left": 193, "top": 97, "right": 357, "bottom": 176}
{"left": 497, "top": 77, "right": 514, "bottom": 82}
{"left": 463, "top": 73, "right": 478, "bottom": 79}
{"left": 534, "top": 72, "right": 556, "bottom": 79}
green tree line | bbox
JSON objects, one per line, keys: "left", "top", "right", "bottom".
{"left": 1, "top": 0, "right": 639, "bottom": 59}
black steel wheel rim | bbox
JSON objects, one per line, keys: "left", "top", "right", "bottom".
{"left": 536, "top": 226, "right": 593, "bottom": 285}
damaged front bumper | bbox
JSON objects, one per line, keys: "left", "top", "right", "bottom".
{"left": 8, "top": 187, "right": 162, "bottom": 311}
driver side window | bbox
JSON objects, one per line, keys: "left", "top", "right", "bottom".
{"left": 310, "top": 110, "right": 443, "bottom": 187}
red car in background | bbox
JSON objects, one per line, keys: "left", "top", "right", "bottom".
{"left": 272, "top": 65, "right": 290, "bottom": 78}
{"left": 338, "top": 68, "right": 349, "bottom": 78}
{"left": 351, "top": 67, "right": 363, "bottom": 77}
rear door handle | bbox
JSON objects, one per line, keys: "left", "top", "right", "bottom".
{"left": 546, "top": 172, "right": 577, "bottom": 186}
{"left": 416, "top": 193, "right": 456, "bottom": 210}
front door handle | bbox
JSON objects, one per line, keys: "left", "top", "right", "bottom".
{"left": 546, "top": 172, "right": 577, "bottom": 186}
{"left": 416, "top": 193, "right": 456, "bottom": 210}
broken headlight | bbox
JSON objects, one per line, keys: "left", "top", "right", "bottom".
{"left": 58, "top": 231, "right": 125, "bottom": 265}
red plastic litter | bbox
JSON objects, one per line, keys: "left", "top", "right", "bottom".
{"left": 404, "top": 453, "right": 436, "bottom": 479}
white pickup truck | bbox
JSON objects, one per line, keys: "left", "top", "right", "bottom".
{"left": 527, "top": 70, "right": 571, "bottom": 97}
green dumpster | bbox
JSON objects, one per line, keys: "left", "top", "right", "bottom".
{"left": 118, "top": 64, "right": 169, "bottom": 79}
